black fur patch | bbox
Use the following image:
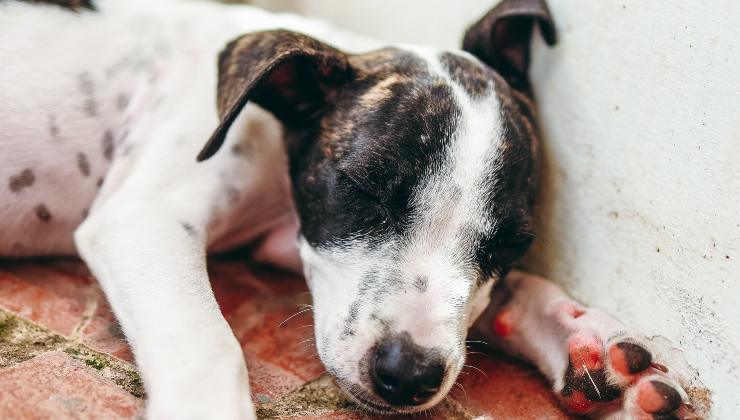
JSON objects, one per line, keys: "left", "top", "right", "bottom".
{"left": 473, "top": 69, "right": 540, "bottom": 277}
{"left": 15, "top": 0, "right": 95, "bottom": 11}
{"left": 180, "top": 221, "right": 196, "bottom": 237}
{"left": 413, "top": 276, "right": 428, "bottom": 293}
{"left": 439, "top": 52, "right": 493, "bottom": 97}
{"left": 291, "top": 49, "right": 460, "bottom": 246}
{"left": 561, "top": 361, "right": 620, "bottom": 402}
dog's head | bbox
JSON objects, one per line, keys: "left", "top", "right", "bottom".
{"left": 199, "top": 0, "right": 555, "bottom": 413}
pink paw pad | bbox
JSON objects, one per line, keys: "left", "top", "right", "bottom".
{"left": 562, "top": 390, "right": 593, "bottom": 414}
{"left": 568, "top": 335, "right": 603, "bottom": 371}
{"left": 559, "top": 301, "right": 585, "bottom": 318}
{"left": 637, "top": 380, "right": 682, "bottom": 414}
{"left": 492, "top": 308, "right": 514, "bottom": 337}
{"left": 608, "top": 341, "right": 652, "bottom": 376}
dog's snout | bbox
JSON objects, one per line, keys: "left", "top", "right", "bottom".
{"left": 370, "top": 334, "right": 445, "bottom": 407}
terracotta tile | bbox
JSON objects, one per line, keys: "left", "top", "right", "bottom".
{"left": 80, "top": 296, "right": 134, "bottom": 362}
{"left": 0, "top": 258, "right": 573, "bottom": 419}
{"left": 0, "top": 268, "right": 88, "bottom": 336}
{"left": 455, "top": 352, "right": 574, "bottom": 419}
{"left": 0, "top": 260, "right": 134, "bottom": 361}
{"left": 246, "top": 353, "right": 307, "bottom": 400}
{"left": 209, "top": 260, "right": 323, "bottom": 401}
{"left": 0, "top": 351, "right": 143, "bottom": 420}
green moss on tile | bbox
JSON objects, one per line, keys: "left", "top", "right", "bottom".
{"left": 0, "top": 314, "right": 16, "bottom": 341}
{"left": 0, "top": 307, "right": 144, "bottom": 398}
{"left": 85, "top": 356, "right": 109, "bottom": 370}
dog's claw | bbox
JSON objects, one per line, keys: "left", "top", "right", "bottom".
{"left": 676, "top": 402, "right": 700, "bottom": 419}
{"left": 651, "top": 361, "right": 670, "bottom": 373}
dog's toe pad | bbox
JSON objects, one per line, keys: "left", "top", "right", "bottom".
{"left": 609, "top": 341, "right": 652, "bottom": 375}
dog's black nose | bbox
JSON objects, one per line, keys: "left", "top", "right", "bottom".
{"left": 370, "top": 334, "right": 445, "bottom": 406}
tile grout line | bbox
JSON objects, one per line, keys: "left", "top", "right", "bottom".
{"left": 0, "top": 306, "right": 145, "bottom": 398}
{"left": 70, "top": 286, "right": 100, "bottom": 340}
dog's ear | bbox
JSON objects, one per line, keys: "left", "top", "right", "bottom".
{"left": 463, "top": 0, "right": 556, "bottom": 89}
{"left": 197, "top": 30, "right": 352, "bottom": 161}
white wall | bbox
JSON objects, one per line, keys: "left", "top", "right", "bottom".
{"left": 251, "top": 0, "right": 740, "bottom": 417}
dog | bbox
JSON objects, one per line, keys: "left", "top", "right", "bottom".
{"left": 0, "top": 0, "right": 700, "bottom": 418}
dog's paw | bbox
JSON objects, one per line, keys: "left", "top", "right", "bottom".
{"left": 547, "top": 302, "right": 702, "bottom": 419}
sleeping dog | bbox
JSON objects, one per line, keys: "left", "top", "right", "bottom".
{"left": 0, "top": 0, "right": 699, "bottom": 418}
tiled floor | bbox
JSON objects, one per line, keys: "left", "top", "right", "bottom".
{"left": 0, "top": 257, "right": 573, "bottom": 419}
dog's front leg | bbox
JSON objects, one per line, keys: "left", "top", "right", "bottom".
{"left": 470, "top": 271, "right": 702, "bottom": 419}
{"left": 75, "top": 196, "right": 254, "bottom": 420}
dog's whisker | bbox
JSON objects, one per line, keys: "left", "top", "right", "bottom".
{"left": 453, "top": 381, "right": 469, "bottom": 403}
{"left": 465, "top": 340, "right": 488, "bottom": 346}
{"left": 578, "top": 348, "right": 601, "bottom": 399}
{"left": 277, "top": 306, "right": 313, "bottom": 327}
{"left": 462, "top": 364, "right": 489, "bottom": 380}
{"left": 465, "top": 350, "right": 491, "bottom": 357}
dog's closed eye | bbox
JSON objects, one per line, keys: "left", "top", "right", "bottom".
{"left": 338, "top": 171, "right": 407, "bottom": 235}
{"left": 478, "top": 229, "right": 535, "bottom": 277}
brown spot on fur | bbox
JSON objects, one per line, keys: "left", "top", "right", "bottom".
{"left": 34, "top": 204, "right": 52, "bottom": 222}
{"left": 48, "top": 115, "right": 59, "bottom": 138}
{"left": 96, "top": 177, "right": 104, "bottom": 188}
{"left": 78, "top": 72, "right": 97, "bottom": 117}
{"left": 8, "top": 169, "right": 35, "bottom": 193}
{"left": 102, "top": 130, "right": 115, "bottom": 160}
{"left": 116, "top": 93, "right": 130, "bottom": 111}
{"left": 76, "top": 152, "right": 91, "bottom": 177}
{"left": 231, "top": 143, "right": 247, "bottom": 157}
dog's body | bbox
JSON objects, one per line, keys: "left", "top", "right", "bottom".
{"left": 1, "top": 0, "right": 699, "bottom": 419}
{"left": 1, "top": 0, "right": 375, "bottom": 259}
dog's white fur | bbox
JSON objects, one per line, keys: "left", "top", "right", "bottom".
{"left": 0, "top": 1, "right": 696, "bottom": 419}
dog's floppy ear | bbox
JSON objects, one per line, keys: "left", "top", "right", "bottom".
{"left": 463, "top": 0, "right": 556, "bottom": 89}
{"left": 197, "top": 30, "right": 352, "bottom": 161}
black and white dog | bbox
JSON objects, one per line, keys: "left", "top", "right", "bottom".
{"left": 0, "top": 0, "right": 699, "bottom": 418}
